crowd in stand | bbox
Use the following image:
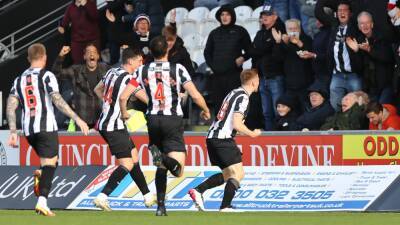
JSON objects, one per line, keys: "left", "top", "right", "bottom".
{"left": 52, "top": 0, "right": 400, "bottom": 132}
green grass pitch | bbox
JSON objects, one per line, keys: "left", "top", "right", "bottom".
{"left": 1, "top": 210, "right": 400, "bottom": 225}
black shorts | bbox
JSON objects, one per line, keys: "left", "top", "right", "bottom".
{"left": 99, "top": 129, "right": 135, "bottom": 159}
{"left": 147, "top": 115, "right": 185, "bottom": 154}
{"left": 206, "top": 138, "right": 242, "bottom": 169}
{"left": 26, "top": 131, "right": 59, "bottom": 158}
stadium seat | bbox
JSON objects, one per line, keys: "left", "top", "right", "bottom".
{"left": 191, "top": 49, "right": 206, "bottom": 66}
{"left": 183, "top": 33, "right": 204, "bottom": 51}
{"left": 201, "top": 36, "right": 209, "bottom": 48}
{"left": 199, "top": 19, "right": 219, "bottom": 37}
{"left": 165, "top": 7, "right": 189, "bottom": 24}
{"left": 186, "top": 7, "right": 209, "bottom": 22}
{"left": 252, "top": 6, "right": 263, "bottom": 18}
{"left": 178, "top": 20, "right": 200, "bottom": 39}
{"left": 244, "top": 18, "right": 261, "bottom": 37}
{"left": 208, "top": 6, "right": 220, "bottom": 19}
{"left": 234, "top": 5, "right": 252, "bottom": 22}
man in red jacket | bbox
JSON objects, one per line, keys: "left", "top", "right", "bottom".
{"left": 366, "top": 102, "right": 400, "bottom": 130}
{"left": 58, "top": 0, "right": 100, "bottom": 64}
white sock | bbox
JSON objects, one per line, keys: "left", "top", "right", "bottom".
{"left": 38, "top": 196, "right": 47, "bottom": 206}
{"left": 97, "top": 193, "right": 108, "bottom": 200}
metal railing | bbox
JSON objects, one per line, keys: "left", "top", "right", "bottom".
{"left": 0, "top": 0, "right": 20, "bottom": 12}
{"left": 0, "top": 0, "right": 108, "bottom": 63}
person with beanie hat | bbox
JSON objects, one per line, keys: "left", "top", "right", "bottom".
{"left": 106, "top": 10, "right": 155, "bottom": 64}
{"left": 204, "top": 4, "right": 252, "bottom": 116}
{"left": 121, "top": 0, "right": 164, "bottom": 36}
{"left": 296, "top": 81, "right": 335, "bottom": 130}
{"left": 274, "top": 94, "right": 301, "bottom": 131}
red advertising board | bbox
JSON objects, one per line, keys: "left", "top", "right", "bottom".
{"left": 20, "top": 134, "right": 343, "bottom": 166}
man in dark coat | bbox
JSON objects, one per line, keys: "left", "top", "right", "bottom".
{"left": 204, "top": 4, "right": 252, "bottom": 115}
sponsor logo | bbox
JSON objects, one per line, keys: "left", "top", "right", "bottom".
{"left": 0, "top": 173, "right": 86, "bottom": 201}
{"left": 20, "top": 135, "right": 344, "bottom": 166}
{"left": 69, "top": 166, "right": 400, "bottom": 211}
{"left": 343, "top": 135, "right": 400, "bottom": 162}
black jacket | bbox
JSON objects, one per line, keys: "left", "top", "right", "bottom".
{"left": 274, "top": 111, "right": 301, "bottom": 131}
{"left": 283, "top": 32, "right": 314, "bottom": 90}
{"left": 311, "top": 25, "right": 331, "bottom": 82}
{"left": 354, "top": 31, "right": 394, "bottom": 94}
{"left": 168, "top": 37, "right": 196, "bottom": 77}
{"left": 252, "top": 18, "right": 286, "bottom": 79}
{"left": 204, "top": 5, "right": 252, "bottom": 76}
{"left": 297, "top": 101, "right": 335, "bottom": 130}
{"left": 109, "top": 22, "right": 155, "bottom": 63}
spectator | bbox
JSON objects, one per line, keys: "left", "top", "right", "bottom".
{"left": 121, "top": 0, "right": 164, "bottom": 36}
{"left": 252, "top": 3, "right": 286, "bottom": 130}
{"left": 274, "top": 94, "right": 300, "bottom": 131}
{"left": 58, "top": 0, "right": 100, "bottom": 64}
{"left": 106, "top": 0, "right": 135, "bottom": 65}
{"left": 280, "top": 19, "right": 314, "bottom": 111}
{"left": 204, "top": 4, "right": 252, "bottom": 115}
{"left": 321, "top": 92, "right": 367, "bottom": 130}
{"left": 315, "top": 0, "right": 396, "bottom": 42}
{"left": 366, "top": 102, "right": 400, "bottom": 130}
{"left": 296, "top": 81, "right": 335, "bottom": 130}
{"left": 347, "top": 11, "right": 395, "bottom": 104}
{"left": 162, "top": 25, "right": 195, "bottom": 77}
{"left": 52, "top": 44, "right": 111, "bottom": 129}
{"left": 299, "top": 19, "right": 332, "bottom": 88}
{"left": 106, "top": 10, "right": 154, "bottom": 63}
{"left": 315, "top": 0, "right": 363, "bottom": 112}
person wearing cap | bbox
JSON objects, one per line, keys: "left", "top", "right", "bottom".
{"left": 252, "top": 3, "right": 286, "bottom": 131}
{"left": 296, "top": 81, "right": 335, "bottom": 131}
{"left": 204, "top": 4, "right": 252, "bottom": 116}
{"left": 106, "top": 10, "right": 155, "bottom": 63}
{"left": 274, "top": 94, "right": 301, "bottom": 131}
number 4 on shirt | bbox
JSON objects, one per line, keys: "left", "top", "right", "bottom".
{"left": 154, "top": 82, "right": 165, "bottom": 101}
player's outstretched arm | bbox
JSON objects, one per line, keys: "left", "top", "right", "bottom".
{"left": 6, "top": 96, "right": 19, "bottom": 147}
{"left": 50, "top": 92, "right": 89, "bottom": 135}
{"left": 183, "top": 81, "right": 211, "bottom": 120}
{"left": 233, "top": 113, "right": 261, "bottom": 138}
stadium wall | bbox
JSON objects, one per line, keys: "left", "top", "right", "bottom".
{"left": 0, "top": 131, "right": 399, "bottom": 166}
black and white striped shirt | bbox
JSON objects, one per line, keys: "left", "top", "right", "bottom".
{"left": 333, "top": 25, "right": 352, "bottom": 73}
{"left": 133, "top": 61, "right": 191, "bottom": 116}
{"left": 10, "top": 68, "right": 59, "bottom": 136}
{"left": 207, "top": 87, "right": 250, "bottom": 139}
{"left": 98, "top": 67, "right": 135, "bottom": 131}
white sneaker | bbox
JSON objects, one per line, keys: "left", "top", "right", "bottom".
{"left": 35, "top": 199, "right": 55, "bottom": 217}
{"left": 188, "top": 189, "right": 205, "bottom": 211}
{"left": 93, "top": 193, "right": 112, "bottom": 211}
{"left": 144, "top": 193, "right": 157, "bottom": 207}
{"left": 219, "top": 207, "right": 244, "bottom": 213}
